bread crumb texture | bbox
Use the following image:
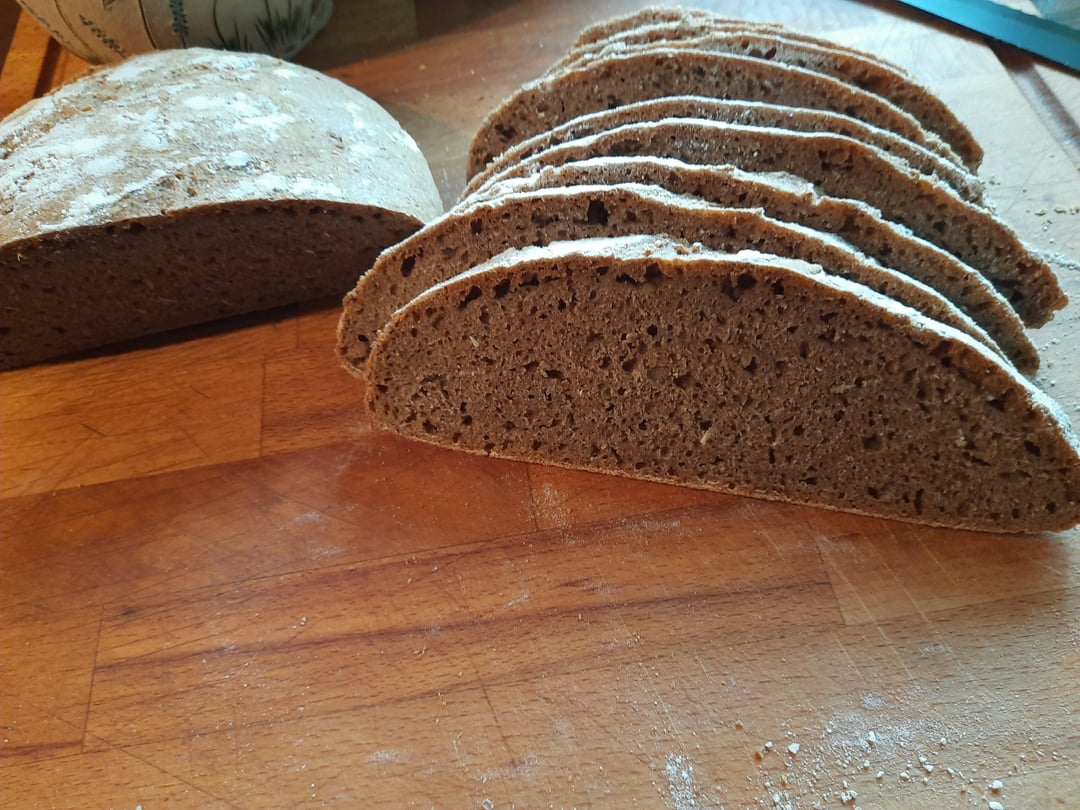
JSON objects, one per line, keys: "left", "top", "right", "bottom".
{"left": 365, "top": 235, "right": 1080, "bottom": 533}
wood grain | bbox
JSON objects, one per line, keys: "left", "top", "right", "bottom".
{"left": 2, "top": 2, "right": 1079, "bottom": 808}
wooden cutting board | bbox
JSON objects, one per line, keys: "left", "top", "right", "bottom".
{"left": 2, "top": 2, "right": 1078, "bottom": 807}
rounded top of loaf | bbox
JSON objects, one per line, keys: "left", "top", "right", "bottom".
{"left": 0, "top": 48, "right": 443, "bottom": 242}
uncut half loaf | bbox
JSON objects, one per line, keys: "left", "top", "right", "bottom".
{"left": 0, "top": 47, "right": 443, "bottom": 370}
{"left": 364, "top": 235, "right": 1080, "bottom": 533}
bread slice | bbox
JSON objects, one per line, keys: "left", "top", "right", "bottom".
{"left": 337, "top": 183, "right": 1004, "bottom": 375}
{"left": 470, "top": 156, "right": 1036, "bottom": 376}
{"left": 0, "top": 48, "right": 443, "bottom": 370}
{"left": 553, "top": 20, "right": 982, "bottom": 168}
{"left": 365, "top": 234, "right": 1080, "bottom": 533}
{"left": 571, "top": 6, "right": 904, "bottom": 65}
{"left": 570, "top": 6, "right": 945, "bottom": 85}
{"left": 470, "top": 118, "right": 1064, "bottom": 327}
{"left": 461, "top": 96, "right": 983, "bottom": 203}
{"left": 571, "top": 6, "right": 790, "bottom": 47}
{"left": 466, "top": 48, "right": 959, "bottom": 178}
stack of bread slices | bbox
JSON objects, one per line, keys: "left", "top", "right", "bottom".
{"left": 338, "top": 6, "right": 1080, "bottom": 533}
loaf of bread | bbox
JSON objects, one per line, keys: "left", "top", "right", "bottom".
{"left": 552, "top": 17, "right": 982, "bottom": 167}
{"left": 462, "top": 96, "right": 983, "bottom": 204}
{"left": 0, "top": 47, "right": 443, "bottom": 370}
{"left": 345, "top": 8, "right": 1076, "bottom": 531}
{"left": 465, "top": 47, "right": 960, "bottom": 178}
{"left": 469, "top": 118, "right": 1063, "bottom": 327}
{"left": 364, "top": 235, "right": 1080, "bottom": 533}
{"left": 337, "top": 183, "right": 1002, "bottom": 373}
{"left": 472, "top": 158, "right": 1037, "bottom": 376}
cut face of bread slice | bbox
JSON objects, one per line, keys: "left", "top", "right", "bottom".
{"left": 473, "top": 156, "right": 1037, "bottom": 376}
{"left": 570, "top": 6, "right": 936, "bottom": 87}
{"left": 466, "top": 48, "right": 959, "bottom": 178}
{"left": 365, "top": 235, "right": 1080, "bottom": 534}
{"left": 571, "top": 7, "right": 790, "bottom": 47}
{"left": 461, "top": 96, "right": 982, "bottom": 203}
{"left": 0, "top": 48, "right": 442, "bottom": 369}
{"left": 337, "top": 184, "right": 1005, "bottom": 376}
{"left": 470, "top": 119, "right": 1064, "bottom": 327}
{"left": 553, "top": 23, "right": 982, "bottom": 168}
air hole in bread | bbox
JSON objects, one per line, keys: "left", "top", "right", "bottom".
{"left": 608, "top": 138, "right": 642, "bottom": 156}
{"left": 586, "top": 198, "right": 609, "bottom": 225}
{"left": 458, "top": 286, "right": 482, "bottom": 309}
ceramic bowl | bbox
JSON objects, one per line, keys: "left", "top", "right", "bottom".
{"left": 16, "top": 0, "right": 333, "bottom": 64}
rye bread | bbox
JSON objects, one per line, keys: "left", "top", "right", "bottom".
{"left": 554, "top": 21, "right": 982, "bottom": 168}
{"left": 470, "top": 156, "right": 1036, "bottom": 376}
{"left": 572, "top": 6, "right": 937, "bottom": 78}
{"left": 337, "top": 183, "right": 1002, "bottom": 374}
{"left": 364, "top": 234, "right": 1080, "bottom": 533}
{"left": 572, "top": 6, "right": 789, "bottom": 46}
{"left": 0, "top": 48, "right": 442, "bottom": 369}
{"left": 465, "top": 48, "right": 959, "bottom": 178}
{"left": 469, "top": 118, "right": 1064, "bottom": 327}
{"left": 461, "top": 96, "right": 983, "bottom": 203}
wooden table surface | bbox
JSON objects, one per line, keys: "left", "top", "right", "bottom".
{"left": 2, "top": 2, "right": 1078, "bottom": 807}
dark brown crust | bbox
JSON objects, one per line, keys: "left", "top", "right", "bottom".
{"left": 365, "top": 236, "right": 1080, "bottom": 533}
